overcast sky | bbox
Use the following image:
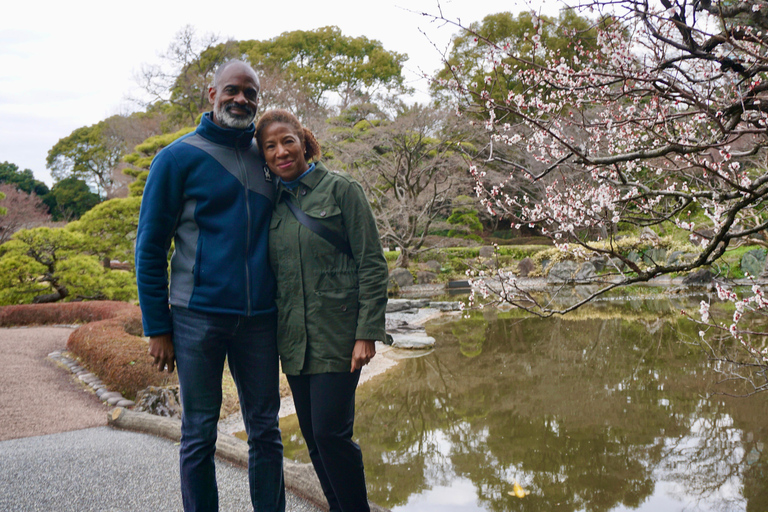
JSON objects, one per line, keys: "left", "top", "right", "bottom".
{"left": 1, "top": 0, "right": 557, "bottom": 186}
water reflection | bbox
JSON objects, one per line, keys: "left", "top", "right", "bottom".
{"left": 280, "top": 296, "right": 768, "bottom": 511}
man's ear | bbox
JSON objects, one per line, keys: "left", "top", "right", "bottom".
{"left": 208, "top": 86, "right": 216, "bottom": 106}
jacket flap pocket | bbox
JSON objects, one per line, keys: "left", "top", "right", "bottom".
{"left": 304, "top": 203, "right": 341, "bottom": 219}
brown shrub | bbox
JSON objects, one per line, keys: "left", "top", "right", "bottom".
{"left": 66, "top": 306, "right": 178, "bottom": 399}
{"left": 0, "top": 301, "right": 136, "bottom": 327}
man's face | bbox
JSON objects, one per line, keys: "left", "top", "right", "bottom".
{"left": 208, "top": 63, "right": 260, "bottom": 130}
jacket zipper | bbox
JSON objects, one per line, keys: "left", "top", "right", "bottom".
{"left": 238, "top": 145, "right": 252, "bottom": 315}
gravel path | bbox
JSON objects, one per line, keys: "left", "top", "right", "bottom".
{"left": 0, "top": 427, "right": 320, "bottom": 512}
{"left": 0, "top": 326, "right": 323, "bottom": 512}
{"left": 0, "top": 326, "right": 106, "bottom": 441}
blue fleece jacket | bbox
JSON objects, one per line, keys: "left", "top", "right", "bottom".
{"left": 135, "top": 113, "right": 276, "bottom": 336}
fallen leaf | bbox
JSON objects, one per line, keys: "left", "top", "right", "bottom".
{"left": 508, "top": 481, "right": 528, "bottom": 498}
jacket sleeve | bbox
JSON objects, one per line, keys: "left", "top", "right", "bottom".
{"left": 135, "top": 148, "right": 186, "bottom": 337}
{"left": 339, "top": 180, "right": 389, "bottom": 341}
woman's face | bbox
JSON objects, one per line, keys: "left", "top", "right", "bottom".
{"left": 261, "top": 122, "right": 309, "bottom": 182}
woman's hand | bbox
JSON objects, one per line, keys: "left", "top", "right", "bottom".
{"left": 351, "top": 339, "right": 376, "bottom": 372}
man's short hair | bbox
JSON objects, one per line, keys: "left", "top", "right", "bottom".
{"left": 212, "top": 60, "right": 259, "bottom": 89}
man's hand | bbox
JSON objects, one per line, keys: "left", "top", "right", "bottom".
{"left": 149, "top": 334, "right": 175, "bottom": 373}
{"left": 351, "top": 339, "right": 375, "bottom": 372}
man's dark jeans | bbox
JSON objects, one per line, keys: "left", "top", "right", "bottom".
{"left": 172, "top": 306, "right": 285, "bottom": 512}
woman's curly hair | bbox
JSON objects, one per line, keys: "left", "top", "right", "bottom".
{"left": 254, "top": 109, "right": 321, "bottom": 162}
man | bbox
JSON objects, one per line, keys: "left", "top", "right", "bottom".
{"left": 135, "top": 60, "right": 284, "bottom": 512}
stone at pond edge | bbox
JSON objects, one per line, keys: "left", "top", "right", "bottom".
{"left": 575, "top": 262, "right": 597, "bottom": 281}
{"left": 390, "top": 332, "right": 436, "bottom": 349}
{"left": 589, "top": 256, "right": 607, "bottom": 272}
{"left": 428, "top": 301, "right": 462, "bottom": 312}
{"left": 517, "top": 257, "right": 535, "bottom": 277}
{"left": 741, "top": 249, "right": 767, "bottom": 277}
{"left": 547, "top": 260, "right": 579, "bottom": 283}
{"left": 388, "top": 268, "right": 414, "bottom": 289}
{"left": 682, "top": 268, "right": 714, "bottom": 285}
{"left": 425, "top": 260, "right": 442, "bottom": 273}
{"left": 387, "top": 299, "right": 430, "bottom": 312}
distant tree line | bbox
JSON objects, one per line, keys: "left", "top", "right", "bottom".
{"left": 0, "top": 13, "right": 593, "bottom": 304}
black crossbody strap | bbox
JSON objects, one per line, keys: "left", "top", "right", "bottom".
{"left": 284, "top": 195, "right": 354, "bottom": 260}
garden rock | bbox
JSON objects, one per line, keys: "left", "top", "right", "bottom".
{"left": 575, "top": 262, "right": 597, "bottom": 281}
{"left": 517, "top": 257, "right": 535, "bottom": 277}
{"left": 741, "top": 249, "right": 767, "bottom": 277}
{"left": 666, "top": 251, "right": 685, "bottom": 265}
{"left": 425, "top": 260, "right": 442, "bottom": 273}
{"left": 640, "top": 227, "right": 661, "bottom": 244}
{"left": 589, "top": 256, "right": 607, "bottom": 272}
{"left": 388, "top": 268, "right": 414, "bottom": 289}
{"left": 416, "top": 271, "right": 437, "bottom": 284}
{"left": 608, "top": 257, "right": 626, "bottom": 271}
{"left": 479, "top": 246, "right": 495, "bottom": 259}
{"left": 134, "top": 386, "right": 182, "bottom": 419}
{"left": 682, "top": 268, "right": 714, "bottom": 285}
{"left": 547, "top": 260, "right": 579, "bottom": 283}
{"left": 642, "top": 248, "right": 667, "bottom": 265}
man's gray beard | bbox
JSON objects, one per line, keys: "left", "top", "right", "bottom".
{"left": 214, "top": 103, "right": 255, "bottom": 130}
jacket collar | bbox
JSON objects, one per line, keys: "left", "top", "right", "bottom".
{"left": 196, "top": 112, "right": 255, "bottom": 149}
{"left": 276, "top": 161, "right": 328, "bottom": 196}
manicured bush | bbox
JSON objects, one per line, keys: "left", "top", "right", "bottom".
{"left": 67, "top": 307, "right": 177, "bottom": 399}
{"left": 0, "top": 301, "right": 136, "bottom": 326}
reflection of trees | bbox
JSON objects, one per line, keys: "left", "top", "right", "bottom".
{"left": 280, "top": 300, "right": 768, "bottom": 511}
{"left": 656, "top": 395, "right": 768, "bottom": 511}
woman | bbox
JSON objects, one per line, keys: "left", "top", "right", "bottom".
{"left": 255, "top": 109, "right": 389, "bottom": 512}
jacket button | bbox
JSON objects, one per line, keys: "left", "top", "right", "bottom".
{"left": 301, "top": 189, "right": 307, "bottom": 196}
{"left": 341, "top": 305, "right": 347, "bottom": 312}
{"left": 320, "top": 211, "right": 327, "bottom": 217}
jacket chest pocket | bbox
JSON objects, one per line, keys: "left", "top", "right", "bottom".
{"left": 302, "top": 204, "right": 346, "bottom": 258}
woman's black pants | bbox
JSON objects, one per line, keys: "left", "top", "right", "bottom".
{"left": 286, "top": 370, "right": 370, "bottom": 512}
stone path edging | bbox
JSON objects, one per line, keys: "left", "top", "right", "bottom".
{"left": 48, "top": 349, "right": 135, "bottom": 408}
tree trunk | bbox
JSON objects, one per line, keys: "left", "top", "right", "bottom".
{"left": 395, "top": 248, "right": 410, "bottom": 268}
{"left": 32, "top": 288, "right": 67, "bottom": 303}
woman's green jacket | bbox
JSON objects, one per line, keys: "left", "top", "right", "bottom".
{"left": 269, "top": 162, "right": 389, "bottom": 375}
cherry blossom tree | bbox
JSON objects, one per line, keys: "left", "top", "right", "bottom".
{"left": 433, "top": 0, "right": 768, "bottom": 393}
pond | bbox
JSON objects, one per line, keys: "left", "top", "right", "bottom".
{"left": 280, "top": 295, "right": 768, "bottom": 511}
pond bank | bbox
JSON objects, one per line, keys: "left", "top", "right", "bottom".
{"left": 218, "top": 300, "right": 459, "bottom": 435}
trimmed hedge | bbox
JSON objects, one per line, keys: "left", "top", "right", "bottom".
{"left": 0, "top": 301, "right": 136, "bottom": 327}
{"left": 0, "top": 301, "right": 176, "bottom": 399}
